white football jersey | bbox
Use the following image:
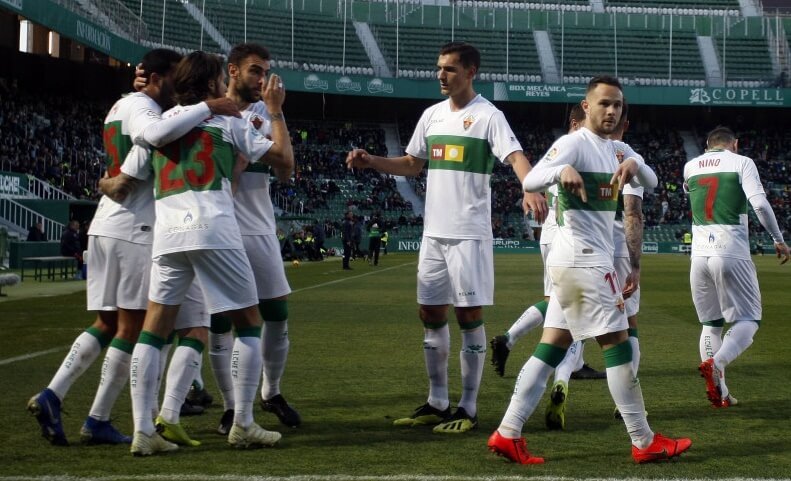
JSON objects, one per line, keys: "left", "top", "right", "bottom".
{"left": 406, "top": 94, "right": 522, "bottom": 239}
{"left": 124, "top": 103, "right": 274, "bottom": 256}
{"left": 89, "top": 92, "right": 160, "bottom": 244}
{"left": 683, "top": 149, "right": 764, "bottom": 260}
{"left": 234, "top": 101, "right": 278, "bottom": 236}
{"left": 524, "top": 127, "right": 620, "bottom": 267}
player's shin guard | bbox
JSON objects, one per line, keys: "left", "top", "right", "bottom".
{"left": 89, "top": 338, "right": 133, "bottom": 421}
{"left": 260, "top": 300, "right": 289, "bottom": 400}
{"left": 160, "top": 337, "right": 204, "bottom": 424}
{"left": 699, "top": 319, "right": 724, "bottom": 362}
{"left": 459, "top": 322, "right": 485, "bottom": 417}
{"left": 48, "top": 327, "right": 109, "bottom": 400}
{"left": 232, "top": 327, "right": 263, "bottom": 428}
{"left": 506, "top": 301, "right": 547, "bottom": 349}
{"left": 604, "top": 341, "right": 653, "bottom": 449}
{"left": 210, "top": 314, "right": 235, "bottom": 411}
{"left": 628, "top": 328, "right": 641, "bottom": 374}
{"left": 554, "top": 340, "right": 582, "bottom": 384}
{"left": 716, "top": 320, "right": 759, "bottom": 367}
{"left": 498, "top": 343, "right": 565, "bottom": 438}
{"left": 131, "top": 331, "right": 165, "bottom": 436}
{"left": 423, "top": 321, "right": 450, "bottom": 411}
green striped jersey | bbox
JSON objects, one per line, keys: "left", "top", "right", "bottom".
{"left": 405, "top": 95, "right": 522, "bottom": 239}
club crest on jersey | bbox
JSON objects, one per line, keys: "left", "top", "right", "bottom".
{"left": 463, "top": 114, "right": 474, "bottom": 130}
{"left": 430, "top": 143, "right": 464, "bottom": 162}
{"left": 615, "top": 148, "right": 625, "bottom": 163}
{"left": 251, "top": 115, "right": 263, "bottom": 130}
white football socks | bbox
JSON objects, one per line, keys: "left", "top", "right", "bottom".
{"left": 423, "top": 324, "right": 450, "bottom": 411}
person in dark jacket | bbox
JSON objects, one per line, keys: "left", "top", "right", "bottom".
{"left": 342, "top": 212, "right": 354, "bottom": 270}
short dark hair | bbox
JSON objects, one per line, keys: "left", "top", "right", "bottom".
{"left": 172, "top": 51, "right": 224, "bottom": 105}
{"left": 140, "top": 48, "right": 182, "bottom": 80}
{"left": 228, "top": 43, "right": 271, "bottom": 67}
{"left": 586, "top": 75, "right": 623, "bottom": 93}
{"left": 439, "top": 41, "right": 480, "bottom": 71}
{"left": 569, "top": 103, "right": 585, "bottom": 126}
{"left": 707, "top": 126, "right": 736, "bottom": 148}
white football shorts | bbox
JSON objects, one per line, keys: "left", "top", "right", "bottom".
{"left": 149, "top": 248, "right": 258, "bottom": 314}
{"left": 690, "top": 256, "right": 761, "bottom": 323}
{"left": 243, "top": 234, "right": 291, "bottom": 300}
{"left": 417, "top": 236, "right": 494, "bottom": 307}
{"left": 545, "top": 265, "right": 628, "bottom": 341}
{"left": 86, "top": 235, "right": 151, "bottom": 311}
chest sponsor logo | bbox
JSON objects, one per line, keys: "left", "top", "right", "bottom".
{"left": 430, "top": 144, "right": 464, "bottom": 162}
{"left": 598, "top": 183, "right": 618, "bottom": 200}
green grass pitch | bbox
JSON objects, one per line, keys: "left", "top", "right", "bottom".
{"left": 1, "top": 253, "right": 789, "bottom": 480}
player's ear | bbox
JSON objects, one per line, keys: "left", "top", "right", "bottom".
{"left": 228, "top": 63, "right": 239, "bottom": 79}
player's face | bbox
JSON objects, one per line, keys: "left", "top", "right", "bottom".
{"left": 232, "top": 54, "right": 271, "bottom": 103}
{"left": 583, "top": 83, "right": 623, "bottom": 137}
{"left": 436, "top": 53, "right": 474, "bottom": 97}
{"left": 209, "top": 71, "right": 228, "bottom": 100}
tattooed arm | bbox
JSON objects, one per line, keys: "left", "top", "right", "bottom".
{"left": 622, "top": 193, "right": 644, "bottom": 298}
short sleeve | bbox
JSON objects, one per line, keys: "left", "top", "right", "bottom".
{"left": 487, "top": 110, "right": 522, "bottom": 163}
{"left": 405, "top": 109, "right": 430, "bottom": 160}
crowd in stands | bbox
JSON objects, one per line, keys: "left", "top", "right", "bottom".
{"left": 0, "top": 79, "right": 108, "bottom": 199}
{"left": 2, "top": 82, "right": 789, "bottom": 245}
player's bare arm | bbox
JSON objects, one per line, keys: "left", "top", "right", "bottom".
{"left": 506, "top": 150, "right": 548, "bottom": 224}
{"left": 622, "top": 193, "right": 644, "bottom": 297}
{"left": 345, "top": 149, "right": 426, "bottom": 177}
{"left": 260, "top": 74, "right": 294, "bottom": 175}
{"left": 98, "top": 171, "right": 140, "bottom": 202}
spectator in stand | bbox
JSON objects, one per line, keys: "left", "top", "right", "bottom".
{"left": 342, "top": 211, "right": 354, "bottom": 270}
{"left": 27, "top": 222, "right": 45, "bottom": 241}
{"left": 60, "top": 220, "right": 83, "bottom": 277}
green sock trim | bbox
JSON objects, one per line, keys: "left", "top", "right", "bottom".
{"left": 235, "top": 326, "right": 262, "bottom": 338}
{"left": 702, "top": 318, "right": 725, "bottom": 327}
{"left": 192, "top": 380, "right": 203, "bottom": 390}
{"left": 422, "top": 320, "right": 448, "bottom": 330}
{"left": 110, "top": 337, "right": 135, "bottom": 354}
{"left": 460, "top": 319, "right": 484, "bottom": 330}
{"left": 533, "top": 343, "right": 567, "bottom": 368}
{"left": 259, "top": 299, "right": 289, "bottom": 323}
{"left": 533, "top": 300, "right": 549, "bottom": 318}
{"left": 210, "top": 314, "right": 232, "bottom": 334}
{"left": 165, "top": 331, "right": 176, "bottom": 344}
{"left": 86, "top": 326, "right": 112, "bottom": 348}
{"left": 178, "top": 336, "right": 205, "bottom": 354}
{"left": 138, "top": 331, "right": 166, "bottom": 350}
{"left": 603, "top": 341, "right": 633, "bottom": 368}
{"left": 628, "top": 327, "right": 638, "bottom": 338}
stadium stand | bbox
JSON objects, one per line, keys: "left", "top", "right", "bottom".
{"left": 118, "top": 0, "right": 222, "bottom": 53}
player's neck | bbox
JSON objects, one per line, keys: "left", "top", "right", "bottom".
{"left": 448, "top": 89, "right": 477, "bottom": 111}
{"left": 226, "top": 88, "right": 251, "bottom": 111}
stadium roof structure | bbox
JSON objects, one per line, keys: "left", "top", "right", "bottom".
{"left": 4, "top": 0, "right": 791, "bottom": 107}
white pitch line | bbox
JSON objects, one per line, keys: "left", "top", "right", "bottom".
{"left": 0, "top": 476, "right": 787, "bottom": 481}
{"left": 0, "top": 345, "right": 69, "bottom": 366}
{"left": 291, "top": 260, "right": 416, "bottom": 294}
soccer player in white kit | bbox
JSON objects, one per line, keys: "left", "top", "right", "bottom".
{"left": 208, "top": 43, "right": 298, "bottom": 434}
{"left": 488, "top": 76, "right": 689, "bottom": 465}
{"left": 684, "top": 126, "right": 789, "bottom": 408}
{"left": 27, "top": 48, "right": 240, "bottom": 446}
{"left": 123, "top": 51, "right": 292, "bottom": 455}
{"left": 346, "top": 42, "right": 547, "bottom": 434}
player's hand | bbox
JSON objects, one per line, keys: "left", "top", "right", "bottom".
{"left": 262, "top": 74, "right": 286, "bottom": 111}
{"left": 133, "top": 64, "right": 146, "bottom": 91}
{"left": 622, "top": 267, "right": 640, "bottom": 299}
{"left": 206, "top": 97, "right": 241, "bottom": 117}
{"left": 523, "top": 192, "right": 548, "bottom": 224}
{"left": 611, "top": 157, "right": 639, "bottom": 190}
{"left": 775, "top": 242, "right": 790, "bottom": 265}
{"left": 560, "top": 165, "right": 587, "bottom": 202}
{"left": 346, "top": 148, "right": 371, "bottom": 170}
